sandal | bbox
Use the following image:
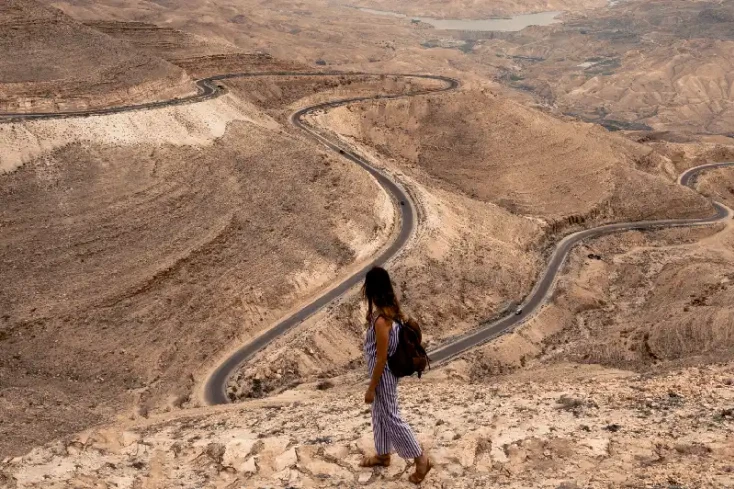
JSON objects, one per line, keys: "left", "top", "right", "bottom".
{"left": 360, "top": 454, "right": 391, "bottom": 467}
{"left": 409, "top": 456, "right": 432, "bottom": 484}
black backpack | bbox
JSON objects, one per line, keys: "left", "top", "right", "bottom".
{"left": 388, "top": 317, "right": 430, "bottom": 378}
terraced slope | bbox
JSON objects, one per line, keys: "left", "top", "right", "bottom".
{"left": 0, "top": 0, "right": 195, "bottom": 112}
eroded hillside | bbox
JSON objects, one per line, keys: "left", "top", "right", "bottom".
{"left": 0, "top": 71, "right": 425, "bottom": 458}
{"left": 0, "top": 0, "right": 195, "bottom": 112}
{"left": 224, "top": 85, "right": 715, "bottom": 402}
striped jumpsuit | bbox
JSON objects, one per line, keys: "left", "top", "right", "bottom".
{"left": 364, "top": 316, "right": 423, "bottom": 459}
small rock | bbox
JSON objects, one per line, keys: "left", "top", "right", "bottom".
{"left": 324, "top": 444, "right": 349, "bottom": 461}
{"left": 121, "top": 432, "right": 140, "bottom": 448}
{"left": 205, "top": 443, "right": 226, "bottom": 464}
{"left": 240, "top": 457, "right": 257, "bottom": 475}
{"left": 274, "top": 447, "right": 297, "bottom": 471}
{"left": 557, "top": 482, "right": 580, "bottom": 489}
{"left": 65, "top": 442, "right": 83, "bottom": 456}
{"left": 386, "top": 456, "right": 408, "bottom": 477}
{"left": 557, "top": 395, "right": 584, "bottom": 412}
{"left": 358, "top": 471, "right": 372, "bottom": 484}
{"left": 604, "top": 424, "right": 622, "bottom": 433}
{"left": 170, "top": 442, "right": 183, "bottom": 458}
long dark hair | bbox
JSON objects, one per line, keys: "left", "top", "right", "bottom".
{"left": 363, "top": 266, "right": 403, "bottom": 322}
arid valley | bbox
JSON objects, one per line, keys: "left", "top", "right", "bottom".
{"left": 2, "top": 0, "right": 734, "bottom": 487}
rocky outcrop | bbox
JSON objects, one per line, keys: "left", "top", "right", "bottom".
{"left": 4, "top": 363, "right": 733, "bottom": 488}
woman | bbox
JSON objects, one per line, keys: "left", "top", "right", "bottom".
{"left": 361, "top": 266, "right": 432, "bottom": 484}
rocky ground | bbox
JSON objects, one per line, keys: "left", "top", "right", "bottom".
{"left": 463, "top": 156, "right": 734, "bottom": 377}
{"left": 3, "top": 362, "right": 734, "bottom": 488}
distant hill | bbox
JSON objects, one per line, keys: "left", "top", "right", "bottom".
{"left": 0, "top": 0, "right": 196, "bottom": 112}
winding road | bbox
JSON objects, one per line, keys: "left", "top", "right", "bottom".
{"left": 2, "top": 72, "right": 731, "bottom": 407}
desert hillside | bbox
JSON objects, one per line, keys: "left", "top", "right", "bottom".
{"left": 40, "top": 0, "right": 734, "bottom": 135}
{"left": 43, "top": 0, "right": 428, "bottom": 69}
{"left": 467, "top": 169, "right": 734, "bottom": 378}
{"left": 85, "top": 21, "right": 240, "bottom": 62}
{"left": 223, "top": 86, "right": 715, "bottom": 402}
{"left": 0, "top": 70, "right": 430, "bottom": 457}
{"left": 319, "top": 90, "right": 709, "bottom": 222}
{"left": 3, "top": 1, "right": 734, "bottom": 487}
{"left": 0, "top": 0, "right": 196, "bottom": 112}
{"left": 476, "top": 0, "right": 734, "bottom": 135}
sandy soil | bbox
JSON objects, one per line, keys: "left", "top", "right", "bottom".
{"left": 0, "top": 0, "right": 195, "bottom": 112}
{"left": 4, "top": 362, "right": 733, "bottom": 488}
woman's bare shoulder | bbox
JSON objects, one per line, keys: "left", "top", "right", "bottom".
{"left": 374, "top": 315, "right": 391, "bottom": 331}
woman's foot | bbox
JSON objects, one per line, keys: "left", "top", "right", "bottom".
{"left": 409, "top": 453, "right": 432, "bottom": 484}
{"left": 360, "top": 454, "right": 391, "bottom": 467}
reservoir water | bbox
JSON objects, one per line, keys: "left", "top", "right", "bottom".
{"left": 357, "top": 7, "right": 562, "bottom": 31}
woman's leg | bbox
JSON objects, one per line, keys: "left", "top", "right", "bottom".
{"left": 374, "top": 371, "right": 422, "bottom": 460}
{"left": 371, "top": 393, "right": 393, "bottom": 456}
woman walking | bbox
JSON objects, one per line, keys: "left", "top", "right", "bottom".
{"left": 361, "top": 266, "right": 432, "bottom": 484}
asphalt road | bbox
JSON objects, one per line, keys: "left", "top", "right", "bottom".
{"left": 202, "top": 74, "right": 459, "bottom": 405}
{"left": 0, "top": 72, "right": 457, "bottom": 122}
{"left": 2, "top": 72, "right": 730, "bottom": 406}
{"left": 0, "top": 71, "right": 458, "bottom": 405}
{"left": 429, "top": 162, "right": 732, "bottom": 364}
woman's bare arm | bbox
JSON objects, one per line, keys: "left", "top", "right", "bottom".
{"left": 366, "top": 316, "right": 391, "bottom": 401}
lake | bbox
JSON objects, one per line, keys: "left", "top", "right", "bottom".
{"left": 357, "top": 7, "right": 562, "bottom": 31}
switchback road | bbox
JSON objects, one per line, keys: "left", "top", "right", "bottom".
{"left": 2, "top": 72, "right": 729, "bottom": 406}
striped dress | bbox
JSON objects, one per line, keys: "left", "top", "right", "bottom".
{"left": 364, "top": 315, "right": 422, "bottom": 459}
